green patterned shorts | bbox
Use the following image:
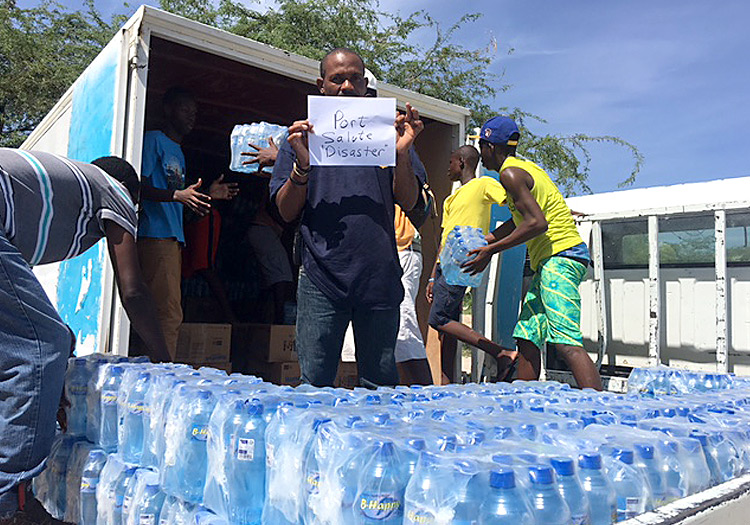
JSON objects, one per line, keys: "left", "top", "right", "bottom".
{"left": 513, "top": 255, "right": 587, "bottom": 350}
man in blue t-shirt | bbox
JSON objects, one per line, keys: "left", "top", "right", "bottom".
{"left": 270, "top": 48, "right": 425, "bottom": 387}
{"left": 138, "top": 87, "right": 237, "bottom": 358}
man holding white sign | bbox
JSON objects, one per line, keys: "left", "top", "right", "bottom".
{"left": 270, "top": 48, "right": 425, "bottom": 387}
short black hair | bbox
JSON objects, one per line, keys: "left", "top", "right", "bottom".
{"left": 456, "top": 145, "right": 480, "bottom": 171}
{"left": 92, "top": 156, "right": 140, "bottom": 204}
{"left": 163, "top": 86, "right": 194, "bottom": 108}
{"left": 320, "top": 48, "right": 365, "bottom": 78}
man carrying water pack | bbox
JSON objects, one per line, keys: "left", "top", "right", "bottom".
{"left": 0, "top": 150, "right": 169, "bottom": 524}
{"left": 462, "top": 116, "right": 602, "bottom": 390}
{"left": 270, "top": 48, "right": 425, "bottom": 387}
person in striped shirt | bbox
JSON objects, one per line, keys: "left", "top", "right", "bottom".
{"left": 0, "top": 149, "right": 169, "bottom": 524}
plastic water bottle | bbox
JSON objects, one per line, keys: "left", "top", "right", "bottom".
{"left": 99, "top": 365, "right": 124, "bottom": 451}
{"left": 479, "top": 469, "right": 534, "bottom": 525}
{"left": 550, "top": 457, "right": 590, "bottom": 524}
{"left": 128, "top": 471, "right": 165, "bottom": 525}
{"left": 677, "top": 437, "right": 711, "bottom": 495}
{"left": 633, "top": 443, "right": 667, "bottom": 507}
{"left": 577, "top": 453, "right": 616, "bottom": 525}
{"left": 178, "top": 388, "right": 217, "bottom": 503}
{"left": 440, "top": 226, "right": 488, "bottom": 287}
{"left": 227, "top": 401, "right": 266, "bottom": 525}
{"left": 355, "top": 441, "right": 406, "bottom": 524}
{"left": 608, "top": 448, "right": 650, "bottom": 521}
{"left": 121, "top": 371, "right": 151, "bottom": 464}
{"left": 229, "top": 122, "right": 288, "bottom": 174}
{"left": 452, "top": 460, "right": 486, "bottom": 524}
{"left": 65, "top": 358, "right": 89, "bottom": 435}
{"left": 79, "top": 449, "right": 107, "bottom": 525}
{"left": 113, "top": 466, "right": 138, "bottom": 525}
{"left": 656, "top": 439, "right": 685, "bottom": 502}
{"left": 527, "top": 465, "right": 572, "bottom": 525}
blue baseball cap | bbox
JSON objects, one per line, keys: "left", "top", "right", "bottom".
{"left": 480, "top": 116, "right": 519, "bottom": 146}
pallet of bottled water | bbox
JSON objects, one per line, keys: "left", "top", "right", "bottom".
{"left": 439, "top": 225, "right": 489, "bottom": 288}
{"left": 627, "top": 365, "right": 742, "bottom": 396}
{"left": 228, "top": 122, "right": 288, "bottom": 175}
{"left": 34, "top": 355, "right": 750, "bottom": 525}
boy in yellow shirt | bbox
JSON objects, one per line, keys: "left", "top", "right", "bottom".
{"left": 463, "top": 116, "right": 602, "bottom": 390}
{"left": 426, "top": 145, "right": 518, "bottom": 383}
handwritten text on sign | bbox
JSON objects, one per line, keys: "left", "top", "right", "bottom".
{"left": 308, "top": 96, "right": 396, "bottom": 166}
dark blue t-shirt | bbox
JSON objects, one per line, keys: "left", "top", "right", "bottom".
{"left": 270, "top": 140, "right": 427, "bottom": 309}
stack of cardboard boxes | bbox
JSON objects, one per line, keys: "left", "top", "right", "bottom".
{"left": 176, "top": 323, "right": 360, "bottom": 388}
{"left": 232, "top": 324, "right": 361, "bottom": 388}
{"left": 232, "top": 324, "right": 300, "bottom": 386}
{"left": 175, "top": 323, "right": 232, "bottom": 373}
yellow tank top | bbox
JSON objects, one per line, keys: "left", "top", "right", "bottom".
{"left": 501, "top": 156, "right": 582, "bottom": 270}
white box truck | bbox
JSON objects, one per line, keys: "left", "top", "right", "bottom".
{"left": 21, "top": 5, "right": 476, "bottom": 358}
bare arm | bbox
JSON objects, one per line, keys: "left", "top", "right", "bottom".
{"left": 393, "top": 103, "right": 423, "bottom": 211}
{"left": 275, "top": 120, "right": 312, "bottom": 223}
{"left": 462, "top": 167, "right": 547, "bottom": 275}
{"left": 104, "top": 221, "right": 171, "bottom": 362}
{"left": 141, "top": 178, "right": 211, "bottom": 216}
{"left": 486, "top": 219, "right": 517, "bottom": 243}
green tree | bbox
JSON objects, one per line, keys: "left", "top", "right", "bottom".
{"left": 0, "top": 0, "right": 122, "bottom": 147}
{"left": 158, "top": 0, "right": 643, "bottom": 195}
{"left": 2, "top": 0, "right": 642, "bottom": 194}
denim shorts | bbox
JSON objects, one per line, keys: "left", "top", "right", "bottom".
{"left": 428, "top": 264, "right": 467, "bottom": 328}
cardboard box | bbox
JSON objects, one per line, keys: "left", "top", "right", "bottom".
{"left": 335, "top": 361, "right": 359, "bottom": 389}
{"left": 248, "top": 361, "right": 300, "bottom": 386}
{"left": 175, "top": 323, "right": 232, "bottom": 364}
{"left": 193, "top": 362, "right": 232, "bottom": 374}
{"left": 233, "top": 324, "right": 296, "bottom": 363}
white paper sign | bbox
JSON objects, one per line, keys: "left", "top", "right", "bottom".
{"left": 308, "top": 96, "right": 396, "bottom": 167}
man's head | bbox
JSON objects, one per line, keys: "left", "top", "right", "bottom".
{"left": 92, "top": 156, "right": 140, "bottom": 204}
{"left": 317, "top": 48, "right": 368, "bottom": 97}
{"left": 163, "top": 86, "right": 197, "bottom": 139}
{"left": 478, "top": 116, "right": 519, "bottom": 172}
{"left": 448, "top": 145, "right": 480, "bottom": 182}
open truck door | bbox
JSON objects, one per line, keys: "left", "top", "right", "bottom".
{"left": 23, "top": 6, "right": 472, "bottom": 362}
{"left": 21, "top": 28, "right": 134, "bottom": 356}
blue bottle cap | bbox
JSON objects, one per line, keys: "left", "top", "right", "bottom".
{"left": 518, "top": 424, "right": 537, "bottom": 440}
{"left": 493, "top": 426, "right": 512, "bottom": 439}
{"left": 373, "top": 413, "right": 391, "bottom": 425}
{"left": 528, "top": 465, "right": 555, "bottom": 485}
{"left": 612, "top": 448, "right": 634, "bottom": 465}
{"left": 196, "top": 389, "right": 212, "bottom": 400}
{"left": 690, "top": 431, "right": 708, "bottom": 446}
{"left": 73, "top": 358, "right": 87, "bottom": 367}
{"left": 661, "top": 440, "right": 679, "bottom": 454}
{"left": 492, "top": 453, "right": 514, "bottom": 465}
{"left": 406, "top": 438, "right": 426, "bottom": 451}
{"left": 578, "top": 452, "right": 602, "bottom": 470}
{"left": 581, "top": 415, "right": 596, "bottom": 427}
{"left": 246, "top": 402, "right": 263, "bottom": 416}
{"left": 312, "top": 417, "right": 331, "bottom": 431}
{"left": 345, "top": 415, "right": 363, "bottom": 428}
{"left": 364, "top": 394, "right": 382, "bottom": 405}
{"left": 437, "top": 435, "right": 457, "bottom": 452}
{"left": 518, "top": 453, "right": 538, "bottom": 464}
{"left": 379, "top": 441, "right": 395, "bottom": 457}
{"left": 634, "top": 443, "right": 654, "bottom": 460}
{"left": 110, "top": 365, "right": 124, "bottom": 376}
{"left": 490, "top": 469, "right": 516, "bottom": 489}
{"left": 550, "top": 457, "right": 575, "bottom": 476}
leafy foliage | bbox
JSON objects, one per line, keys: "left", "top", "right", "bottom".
{"left": 1, "top": 0, "right": 642, "bottom": 193}
{"left": 0, "top": 0, "right": 121, "bottom": 147}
